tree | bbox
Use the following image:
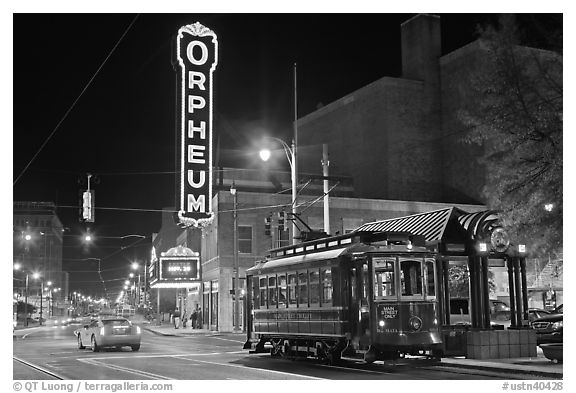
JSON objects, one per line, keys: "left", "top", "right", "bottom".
{"left": 448, "top": 265, "right": 496, "bottom": 298}
{"left": 459, "top": 15, "right": 562, "bottom": 259}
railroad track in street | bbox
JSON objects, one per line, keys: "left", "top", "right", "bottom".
{"left": 13, "top": 357, "right": 65, "bottom": 380}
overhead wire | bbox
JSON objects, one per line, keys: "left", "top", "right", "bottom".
{"left": 13, "top": 14, "right": 140, "bottom": 186}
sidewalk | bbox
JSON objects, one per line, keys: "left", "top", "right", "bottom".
{"left": 140, "top": 323, "right": 562, "bottom": 378}
{"left": 439, "top": 348, "right": 563, "bottom": 379}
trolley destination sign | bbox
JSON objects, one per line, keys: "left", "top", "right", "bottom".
{"left": 175, "top": 22, "right": 218, "bottom": 227}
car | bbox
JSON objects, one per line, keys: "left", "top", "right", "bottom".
{"left": 74, "top": 316, "right": 141, "bottom": 352}
{"left": 532, "top": 307, "right": 563, "bottom": 345}
{"left": 527, "top": 308, "right": 552, "bottom": 325}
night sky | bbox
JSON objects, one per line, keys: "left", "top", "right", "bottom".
{"left": 11, "top": 12, "right": 559, "bottom": 299}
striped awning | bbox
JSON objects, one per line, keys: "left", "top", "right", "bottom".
{"left": 456, "top": 210, "right": 500, "bottom": 238}
{"left": 355, "top": 207, "right": 455, "bottom": 243}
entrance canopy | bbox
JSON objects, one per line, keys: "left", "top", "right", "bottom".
{"left": 356, "top": 207, "right": 463, "bottom": 244}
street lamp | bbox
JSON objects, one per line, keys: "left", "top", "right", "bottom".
{"left": 259, "top": 137, "right": 298, "bottom": 244}
{"left": 230, "top": 183, "right": 240, "bottom": 332}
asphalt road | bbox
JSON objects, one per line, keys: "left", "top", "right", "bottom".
{"left": 13, "top": 323, "right": 526, "bottom": 380}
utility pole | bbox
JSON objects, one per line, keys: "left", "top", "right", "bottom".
{"left": 322, "top": 143, "right": 330, "bottom": 235}
{"left": 231, "top": 183, "right": 240, "bottom": 332}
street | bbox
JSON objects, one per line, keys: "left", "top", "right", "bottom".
{"left": 13, "top": 323, "right": 545, "bottom": 380}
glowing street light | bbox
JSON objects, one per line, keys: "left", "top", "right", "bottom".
{"left": 259, "top": 136, "right": 298, "bottom": 245}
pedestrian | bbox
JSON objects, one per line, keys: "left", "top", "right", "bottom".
{"left": 182, "top": 310, "right": 188, "bottom": 328}
{"left": 173, "top": 307, "right": 181, "bottom": 329}
{"left": 191, "top": 308, "right": 197, "bottom": 329}
{"left": 195, "top": 306, "right": 201, "bottom": 329}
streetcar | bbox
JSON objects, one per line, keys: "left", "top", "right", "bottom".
{"left": 243, "top": 231, "right": 443, "bottom": 364}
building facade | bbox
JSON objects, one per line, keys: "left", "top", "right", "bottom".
{"left": 13, "top": 201, "right": 68, "bottom": 316}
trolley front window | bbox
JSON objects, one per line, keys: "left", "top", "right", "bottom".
{"left": 400, "top": 259, "right": 423, "bottom": 297}
{"left": 373, "top": 257, "right": 395, "bottom": 298}
{"left": 425, "top": 260, "right": 436, "bottom": 298}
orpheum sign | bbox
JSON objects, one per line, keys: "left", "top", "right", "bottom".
{"left": 175, "top": 22, "right": 218, "bottom": 227}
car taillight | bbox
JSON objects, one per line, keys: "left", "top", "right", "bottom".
{"left": 100, "top": 327, "right": 105, "bottom": 336}
{"left": 136, "top": 326, "right": 141, "bottom": 334}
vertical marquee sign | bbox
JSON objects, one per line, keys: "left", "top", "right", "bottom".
{"left": 175, "top": 22, "right": 218, "bottom": 227}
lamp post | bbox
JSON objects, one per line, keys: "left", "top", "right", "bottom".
{"left": 131, "top": 262, "right": 144, "bottom": 308}
{"left": 46, "top": 281, "right": 52, "bottom": 318}
{"left": 230, "top": 182, "right": 241, "bottom": 332}
{"left": 259, "top": 137, "right": 298, "bottom": 244}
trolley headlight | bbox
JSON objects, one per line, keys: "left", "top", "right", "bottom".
{"left": 409, "top": 316, "right": 423, "bottom": 331}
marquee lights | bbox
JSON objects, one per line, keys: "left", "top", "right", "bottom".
{"left": 175, "top": 22, "right": 218, "bottom": 228}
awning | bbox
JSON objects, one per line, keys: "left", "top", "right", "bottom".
{"left": 355, "top": 207, "right": 455, "bottom": 243}
{"left": 456, "top": 210, "right": 500, "bottom": 238}
{"left": 246, "top": 247, "right": 349, "bottom": 274}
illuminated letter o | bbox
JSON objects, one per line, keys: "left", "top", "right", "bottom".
{"left": 187, "top": 40, "right": 208, "bottom": 65}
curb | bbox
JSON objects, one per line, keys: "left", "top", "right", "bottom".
{"left": 441, "top": 360, "right": 563, "bottom": 379}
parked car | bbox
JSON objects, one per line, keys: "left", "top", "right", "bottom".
{"left": 532, "top": 304, "right": 563, "bottom": 345}
{"left": 75, "top": 316, "right": 141, "bottom": 352}
{"left": 527, "top": 308, "right": 551, "bottom": 325}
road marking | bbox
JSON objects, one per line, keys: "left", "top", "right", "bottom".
{"left": 175, "top": 356, "right": 325, "bottom": 379}
{"left": 208, "top": 337, "right": 245, "bottom": 344}
{"left": 13, "top": 356, "right": 65, "bottom": 379}
{"left": 83, "top": 351, "right": 245, "bottom": 361}
{"left": 78, "top": 358, "right": 172, "bottom": 380}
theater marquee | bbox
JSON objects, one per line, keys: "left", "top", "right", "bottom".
{"left": 175, "top": 22, "right": 218, "bottom": 227}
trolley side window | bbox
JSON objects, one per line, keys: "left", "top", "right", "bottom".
{"left": 298, "top": 271, "right": 308, "bottom": 307}
{"left": 268, "top": 275, "right": 278, "bottom": 307}
{"left": 373, "top": 257, "right": 395, "bottom": 298}
{"left": 321, "top": 268, "right": 332, "bottom": 305}
{"left": 309, "top": 269, "right": 320, "bottom": 305}
{"left": 425, "top": 259, "right": 436, "bottom": 299}
{"left": 288, "top": 273, "right": 297, "bottom": 306}
{"left": 259, "top": 277, "right": 267, "bottom": 308}
{"left": 361, "top": 263, "right": 369, "bottom": 306}
{"left": 278, "top": 273, "right": 287, "bottom": 307}
{"left": 251, "top": 276, "right": 260, "bottom": 310}
{"left": 400, "top": 259, "right": 423, "bottom": 297}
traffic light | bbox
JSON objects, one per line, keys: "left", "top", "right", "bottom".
{"left": 264, "top": 215, "right": 272, "bottom": 236}
{"left": 80, "top": 190, "right": 95, "bottom": 222}
{"left": 278, "top": 211, "right": 286, "bottom": 231}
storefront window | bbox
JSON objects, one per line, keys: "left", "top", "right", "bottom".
{"left": 210, "top": 280, "right": 218, "bottom": 327}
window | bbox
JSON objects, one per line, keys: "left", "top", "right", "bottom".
{"left": 309, "top": 270, "right": 320, "bottom": 304}
{"left": 238, "top": 226, "right": 252, "bottom": 254}
{"left": 374, "top": 257, "right": 395, "bottom": 298}
{"left": 400, "top": 260, "right": 423, "bottom": 296}
{"left": 288, "top": 273, "right": 297, "bottom": 306}
{"left": 278, "top": 274, "right": 287, "bottom": 307}
{"left": 259, "top": 277, "right": 267, "bottom": 308}
{"left": 321, "top": 268, "right": 332, "bottom": 305}
{"left": 425, "top": 260, "right": 436, "bottom": 298}
{"left": 361, "top": 263, "right": 369, "bottom": 306}
{"left": 251, "top": 277, "right": 259, "bottom": 310}
{"left": 298, "top": 272, "right": 308, "bottom": 306}
{"left": 268, "top": 275, "right": 278, "bottom": 307}
{"left": 277, "top": 228, "right": 289, "bottom": 248}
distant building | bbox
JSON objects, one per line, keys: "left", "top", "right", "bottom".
{"left": 13, "top": 201, "right": 68, "bottom": 314}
